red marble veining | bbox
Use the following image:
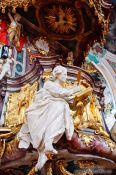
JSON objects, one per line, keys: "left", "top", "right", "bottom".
{"left": 56, "top": 132, "right": 116, "bottom": 162}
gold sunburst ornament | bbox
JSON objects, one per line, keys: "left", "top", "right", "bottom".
{"left": 45, "top": 5, "right": 77, "bottom": 34}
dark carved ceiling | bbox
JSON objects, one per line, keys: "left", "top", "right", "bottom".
{"left": 105, "top": 9, "right": 116, "bottom": 54}
{"left": 1, "top": 0, "right": 115, "bottom": 65}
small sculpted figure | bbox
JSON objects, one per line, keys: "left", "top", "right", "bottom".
{"left": 0, "top": 57, "right": 14, "bottom": 80}
{"left": 7, "top": 13, "right": 21, "bottom": 47}
{"left": 18, "top": 65, "right": 81, "bottom": 171}
{"left": 0, "top": 47, "right": 14, "bottom": 80}
{"left": 1, "top": 45, "right": 9, "bottom": 59}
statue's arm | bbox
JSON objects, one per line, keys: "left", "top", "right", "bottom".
{"left": 8, "top": 13, "right": 14, "bottom": 22}
{"left": 44, "top": 81, "right": 81, "bottom": 98}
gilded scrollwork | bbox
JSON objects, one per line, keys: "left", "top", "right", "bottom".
{"left": 58, "top": 160, "right": 93, "bottom": 175}
{"left": 78, "top": 130, "right": 116, "bottom": 152}
{"left": 0, "top": 126, "right": 20, "bottom": 139}
{"left": 78, "top": 132, "right": 95, "bottom": 146}
{"left": 64, "top": 78, "right": 110, "bottom": 139}
{"left": 104, "top": 138, "right": 116, "bottom": 152}
{"left": 78, "top": 160, "right": 95, "bottom": 168}
{"left": 42, "top": 69, "right": 53, "bottom": 81}
{"left": 27, "top": 166, "right": 36, "bottom": 175}
{"left": 5, "top": 82, "right": 38, "bottom": 128}
{"left": 46, "top": 162, "right": 53, "bottom": 175}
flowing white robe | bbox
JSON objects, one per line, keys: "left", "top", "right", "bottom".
{"left": 18, "top": 80, "right": 80, "bottom": 169}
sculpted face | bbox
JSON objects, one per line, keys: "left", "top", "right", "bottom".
{"left": 57, "top": 71, "right": 67, "bottom": 83}
{"left": 53, "top": 65, "right": 67, "bottom": 83}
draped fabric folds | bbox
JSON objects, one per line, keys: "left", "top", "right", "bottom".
{"left": 18, "top": 80, "right": 80, "bottom": 169}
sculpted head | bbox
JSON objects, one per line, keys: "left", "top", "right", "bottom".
{"left": 52, "top": 65, "right": 67, "bottom": 83}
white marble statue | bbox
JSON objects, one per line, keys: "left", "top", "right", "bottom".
{"left": 18, "top": 65, "right": 81, "bottom": 171}
{"left": 0, "top": 57, "right": 14, "bottom": 80}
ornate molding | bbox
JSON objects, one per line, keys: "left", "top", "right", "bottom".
{"left": 0, "top": 0, "right": 33, "bottom": 13}
{"left": 1, "top": 63, "right": 40, "bottom": 92}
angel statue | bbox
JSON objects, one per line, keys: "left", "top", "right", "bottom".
{"left": 18, "top": 65, "right": 81, "bottom": 171}
{"left": 7, "top": 12, "right": 21, "bottom": 47}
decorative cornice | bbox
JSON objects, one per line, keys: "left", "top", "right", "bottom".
{"left": 0, "top": 0, "right": 34, "bottom": 13}
{"left": 1, "top": 63, "right": 40, "bottom": 92}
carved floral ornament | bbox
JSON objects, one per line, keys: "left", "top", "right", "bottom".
{"left": 88, "top": 0, "right": 112, "bottom": 36}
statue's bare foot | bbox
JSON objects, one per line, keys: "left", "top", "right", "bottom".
{"left": 35, "top": 153, "right": 47, "bottom": 172}
{"left": 45, "top": 145, "right": 58, "bottom": 154}
{"left": 45, "top": 148, "right": 58, "bottom": 155}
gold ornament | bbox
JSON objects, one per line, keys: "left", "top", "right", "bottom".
{"left": 78, "top": 160, "right": 95, "bottom": 168}
{"left": 0, "top": 0, "right": 32, "bottom": 13}
{"left": 5, "top": 82, "right": 38, "bottom": 128}
{"left": 44, "top": 5, "right": 77, "bottom": 34}
{"left": 88, "top": 0, "right": 110, "bottom": 36}
{"left": 27, "top": 166, "right": 35, "bottom": 175}
{"left": 104, "top": 138, "right": 116, "bottom": 152}
{"left": 42, "top": 69, "right": 52, "bottom": 81}
{"left": 78, "top": 133, "right": 95, "bottom": 146}
{"left": 0, "top": 126, "right": 21, "bottom": 139}
{"left": 46, "top": 162, "right": 53, "bottom": 175}
{"left": 58, "top": 160, "right": 93, "bottom": 175}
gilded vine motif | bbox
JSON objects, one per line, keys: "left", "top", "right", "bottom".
{"left": 58, "top": 160, "right": 93, "bottom": 175}
{"left": 5, "top": 82, "right": 38, "bottom": 127}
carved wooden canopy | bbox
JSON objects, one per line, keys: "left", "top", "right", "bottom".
{"left": 0, "top": 0, "right": 115, "bottom": 65}
{"left": 17, "top": 0, "right": 114, "bottom": 65}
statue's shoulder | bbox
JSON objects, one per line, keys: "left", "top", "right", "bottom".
{"left": 43, "top": 80, "right": 59, "bottom": 92}
{"left": 44, "top": 80, "right": 54, "bottom": 88}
